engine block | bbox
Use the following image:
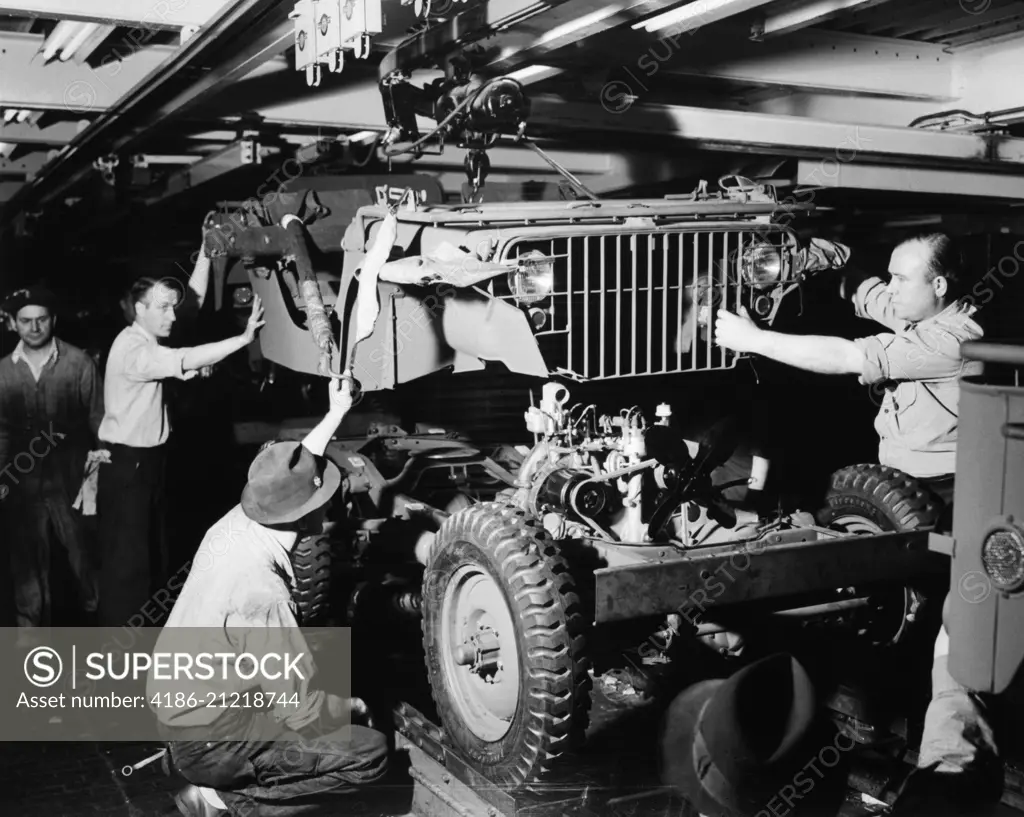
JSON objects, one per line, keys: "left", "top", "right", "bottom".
{"left": 507, "top": 382, "right": 760, "bottom": 549}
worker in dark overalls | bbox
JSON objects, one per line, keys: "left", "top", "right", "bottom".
{"left": 0, "top": 286, "right": 103, "bottom": 640}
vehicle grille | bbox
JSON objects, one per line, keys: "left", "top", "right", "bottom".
{"left": 496, "top": 227, "right": 792, "bottom": 381}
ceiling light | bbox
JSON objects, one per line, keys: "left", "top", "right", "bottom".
{"left": 506, "top": 65, "right": 562, "bottom": 83}
{"left": 40, "top": 20, "right": 79, "bottom": 62}
{"left": 348, "top": 131, "right": 379, "bottom": 143}
{"left": 60, "top": 22, "right": 102, "bottom": 61}
{"left": 537, "top": 6, "right": 623, "bottom": 46}
{"left": 633, "top": 0, "right": 771, "bottom": 34}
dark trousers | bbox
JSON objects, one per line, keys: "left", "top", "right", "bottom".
{"left": 919, "top": 474, "right": 956, "bottom": 530}
{"left": 160, "top": 708, "right": 389, "bottom": 817}
{"left": 7, "top": 495, "right": 98, "bottom": 628}
{"left": 97, "top": 443, "right": 168, "bottom": 627}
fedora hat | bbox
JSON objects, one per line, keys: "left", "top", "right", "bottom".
{"left": 241, "top": 442, "right": 342, "bottom": 525}
{"left": 659, "top": 653, "right": 843, "bottom": 817}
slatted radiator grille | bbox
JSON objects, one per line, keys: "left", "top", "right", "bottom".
{"left": 495, "top": 228, "right": 789, "bottom": 380}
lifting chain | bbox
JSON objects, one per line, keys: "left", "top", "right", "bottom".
{"left": 463, "top": 149, "right": 489, "bottom": 203}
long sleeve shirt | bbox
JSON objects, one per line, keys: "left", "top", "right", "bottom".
{"left": 146, "top": 505, "right": 327, "bottom": 733}
{"left": 850, "top": 278, "right": 984, "bottom": 479}
{"left": 0, "top": 338, "right": 104, "bottom": 504}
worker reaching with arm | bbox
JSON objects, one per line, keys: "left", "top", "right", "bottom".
{"left": 714, "top": 232, "right": 1001, "bottom": 815}
{"left": 149, "top": 375, "right": 389, "bottom": 817}
{"left": 96, "top": 255, "right": 264, "bottom": 629}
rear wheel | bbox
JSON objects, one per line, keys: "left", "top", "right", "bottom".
{"left": 292, "top": 534, "right": 333, "bottom": 625}
{"left": 422, "top": 502, "right": 591, "bottom": 789}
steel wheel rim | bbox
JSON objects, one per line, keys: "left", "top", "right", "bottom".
{"left": 830, "top": 514, "right": 886, "bottom": 535}
{"left": 830, "top": 514, "right": 911, "bottom": 644}
{"left": 440, "top": 562, "right": 520, "bottom": 742}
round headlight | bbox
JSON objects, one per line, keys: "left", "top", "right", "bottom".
{"left": 982, "top": 525, "right": 1024, "bottom": 593}
{"left": 742, "top": 242, "right": 784, "bottom": 288}
{"left": 232, "top": 285, "right": 254, "bottom": 307}
{"left": 508, "top": 250, "right": 554, "bottom": 305}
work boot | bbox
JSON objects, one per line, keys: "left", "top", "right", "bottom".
{"left": 174, "top": 785, "right": 229, "bottom": 817}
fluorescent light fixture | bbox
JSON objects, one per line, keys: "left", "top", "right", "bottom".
{"left": 40, "top": 20, "right": 79, "bottom": 61}
{"left": 506, "top": 65, "right": 562, "bottom": 83}
{"left": 633, "top": 0, "right": 773, "bottom": 34}
{"left": 348, "top": 131, "right": 380, "bottom": 143}
{"left": 133, "top": 154, "right": 204, "bottom": 165}
{"left": 0, "top": 142, "right": 16, "bottom": 158}
{"left": 17, "top": 109, "right": 32, "bottom": 122}
{"left": 60, "top": 22, "right": 102, "bottom": 62}
{"left": 537, "top": 6, "right": 623, "bottom": 46}
{"left": 761, "top": 0, "right": 879, "bottom": 37}
{"left": 3, "top": 109, "right": 18, "bottom": 124}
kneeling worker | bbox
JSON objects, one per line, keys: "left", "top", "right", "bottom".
{"left": 147, "top": 376, "right": 389, "bottom": 817}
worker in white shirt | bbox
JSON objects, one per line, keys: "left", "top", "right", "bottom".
{"left": 96, "top": 240, "right": 265, "bottom": 628}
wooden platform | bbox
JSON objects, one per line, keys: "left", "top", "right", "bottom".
{"left": 392, "top": 682, "right": 1024, "bottom": 817}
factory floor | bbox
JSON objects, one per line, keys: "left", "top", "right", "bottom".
{"left": 7, "top": 669, "right": 1019, "bottom": 817}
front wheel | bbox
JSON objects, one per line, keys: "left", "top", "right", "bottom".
{"left": 817, "top": 464, "right": 941, "bottom": 647}
{"left": 421, "top": 503, "right": 591, "bottom": 789}
{"left": 817, "top": 464, "right": 941, "bottom": 533}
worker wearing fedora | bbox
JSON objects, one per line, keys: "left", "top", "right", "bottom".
{"left": 659, "top": 653, "right": 850, "bottom": 817}
{"left": 147, "top": 376, "right": 389, "bottom": 817}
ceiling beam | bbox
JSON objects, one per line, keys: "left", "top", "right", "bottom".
{"left": 745, "top": 91, "right": 949, "bottom": 130}
{"left": 754, "top": 0, "right": 895, "bottom": 38}
{"left": 0, "top": 152, "right": 50, "bottom": 178}
{"left": 660, "top": 29, "right": 955, "bottom": 100}
{"left": 256, "top": 81, "right": 391, "bottom": 130}
{"left": 527, "top": 96, "right": 1024, "bottom": 168}
{"left": 0, "top": 32, "right": 290, "bottom": 113}
{"left": 0, "top": 181, "right": 23, "bottom": 203}
{"left": 381, "top": 0, "right": 695, "bottom": 79}
{"left": 795, "top": 160, "right": 1024, "bottom": 200}
{"left": 0, "top": 0, "right": 232, "bottom": 29}
{"left": 484, "top": 0, "right": 688, "bottom": 73}
{"left": 0, "top": 0, "right": 296, "bottom": 220}
{"left": 952, "top": 35, "right": 1024, "bottom": 112}
{"left": 0, "top": 32, "right": 176, "bottom": 111}
{"left": 143, "top": 137, "right": 280, "bottom": 204}
{"left": 0, "top": 120, "right": 89, "bottom": 146}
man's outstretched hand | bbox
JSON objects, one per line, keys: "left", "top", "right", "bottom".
{"left": 327, "top": 374, "right": 359, "bottom": 416}
{"left": 714, "top": 305, "right": 764, "bottom": 353}
{"left": 242, "top": 294, "right": 266, "bottom": 343}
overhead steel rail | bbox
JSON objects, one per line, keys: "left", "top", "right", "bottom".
{"left": 0, "top": 0, "right": 293, "bottom": 227}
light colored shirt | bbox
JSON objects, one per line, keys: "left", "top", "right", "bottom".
{"left": 851, "top": 277, "right": 983, "bottom": 479}
{"left": 97, "top": 323, "right": 188, "bottom": 447}
{"left": 12, "top": 339, "right": 57, "bottom": 382}
{"left": 147, "top": 505, "right": 324, "bottom": 732}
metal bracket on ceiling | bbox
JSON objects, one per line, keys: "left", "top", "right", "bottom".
{"left": 290, "top": 0, "right": 383, "bottom": 86}
{"left": 92, "top": 154, "right": 119, "bottom": 186}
